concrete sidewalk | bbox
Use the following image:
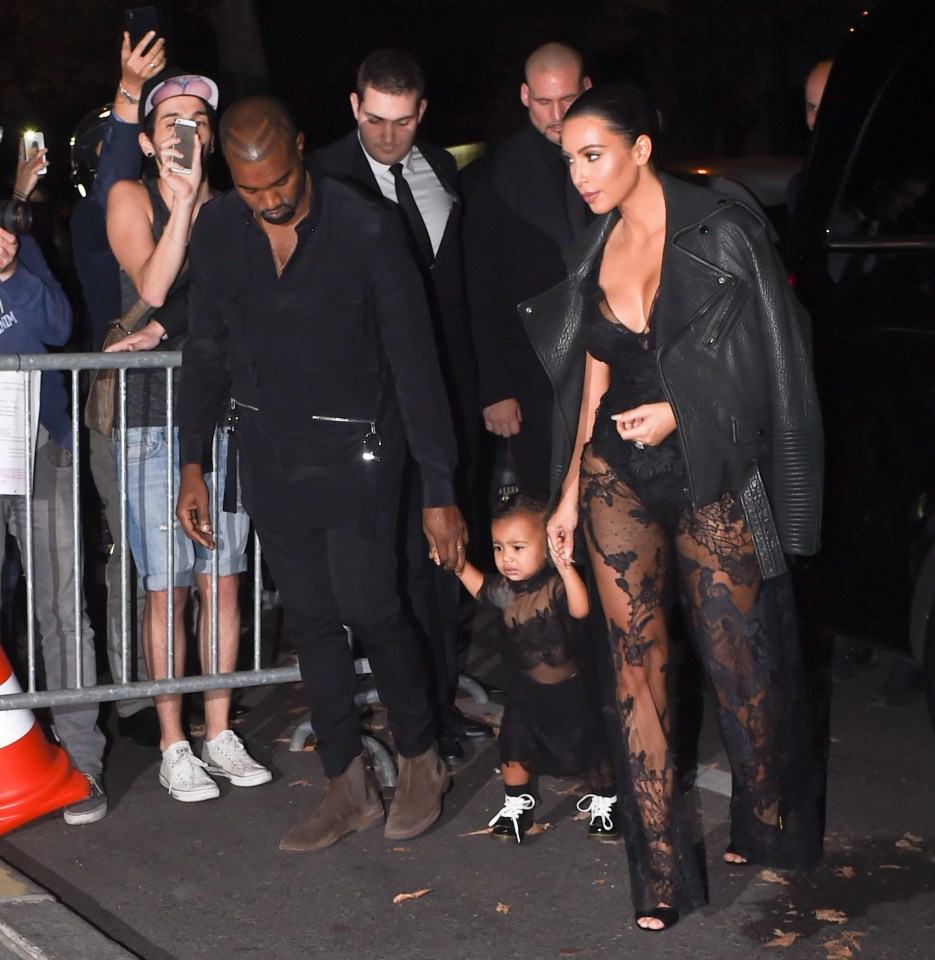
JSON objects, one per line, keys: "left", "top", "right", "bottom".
{"left": 0, "top": 857, "right": 139, "bottom": 960}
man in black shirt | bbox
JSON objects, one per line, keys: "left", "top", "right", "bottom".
{"left": 176, "top": 96, "right": 467, "bottom": 851}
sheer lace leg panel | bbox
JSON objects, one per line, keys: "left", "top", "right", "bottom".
{"left": 579, "top": 451, "right": 706, "bottom": 915}
{"left": 675, "top": 493, "right": 820, "bottom": 868}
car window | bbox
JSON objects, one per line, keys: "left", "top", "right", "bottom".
{"left": 826, "top": 37, "right": 935, "bottom": 307}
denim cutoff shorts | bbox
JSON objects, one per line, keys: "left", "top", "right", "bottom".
{"left": 116, "top": 426, "right": 249, "bottom": 591}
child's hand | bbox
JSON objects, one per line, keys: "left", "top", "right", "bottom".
{"left": 548, "top": 538, "right": 571, "bottom": 570}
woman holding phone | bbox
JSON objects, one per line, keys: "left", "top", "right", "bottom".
{"left": 106, "top": 70, "right": 270, "bottom": 803}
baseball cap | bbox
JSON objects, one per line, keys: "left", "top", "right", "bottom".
{"left": 140, "top": 68, "right": 219, "bottom": 125}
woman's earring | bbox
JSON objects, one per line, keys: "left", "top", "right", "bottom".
{"left": 146, "top": 151, "right": 155, "bottom": 158}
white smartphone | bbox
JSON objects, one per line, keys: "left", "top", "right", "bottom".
{"left": 23, "top": 130, "right": 47, "bottom": 175}
{"left": 172, "top": 118, "right": 197, "bottom": 174}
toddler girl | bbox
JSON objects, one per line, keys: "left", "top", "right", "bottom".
{"left": 453, "top": 495, "right": 617, "bottom": 843}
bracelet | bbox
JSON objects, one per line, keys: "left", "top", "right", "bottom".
{"left": 12, "top": 190, "right": 27, "bottom": 201}
{"left": 118, "top": 82, "right": 140, "bottom": 106}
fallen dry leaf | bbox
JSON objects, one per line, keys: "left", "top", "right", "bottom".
{"left": 880, "top": 864, "right": 907, "bottom": 870}
{"left": 526, "top": 821, "right": 552, "bottom": 836}
{"left": 496, "top": 902, "right": 511, "bottom": 914}
{"left": 390, "top": 846, "right": 409, "bottom": 853}
{"left": 392, "top": 888, "right": 431, "bottom": 904}
{"left": 592, "top": 879, "right": 605, "bottom": 885}
{"left": 573, "top": 810, "right": 591, "bottom": 821}
{"left": 289, "top": 778, "right": 313, "bottom": 787}
{"left": 895, "top": 839, "right": 921, "bottom": 852}
{"left": 549, "top": 781, "right": 584, "bottom": 796}
{"left": 764, "top": 929, "right": 798, "bottom": 948}
{"left": 459, "top": 828, "right": 493, "bottom": 837}
{"left": 834, "top": 866, "right": 855, "bottom": 879}
{"left": 815, "top": 909, "right": 848, "bottom": 924}
{"left": 273, "top": 737, "right": 291, "bottom": 744}
{"left": 823, "top": 931, "right": 865, "bottom": 959}
{"left": 759, "top": 869, "right": 790, "bottom": 885}
{"left": 905, "top": 832, "right": 922, "bottom": 843}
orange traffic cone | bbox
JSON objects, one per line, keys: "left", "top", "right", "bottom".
{"left": 0, "top": 646, "right": 90, "bottom": 835}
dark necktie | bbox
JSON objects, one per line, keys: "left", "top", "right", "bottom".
{"left": 390, "top": 162, "right": 435, "bottom": 266}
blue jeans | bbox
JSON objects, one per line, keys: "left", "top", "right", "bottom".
{"left": 117, "top": 427, "right": 249, "bottom": 591}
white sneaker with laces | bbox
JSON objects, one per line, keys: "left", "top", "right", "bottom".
{"left": 201, "top": 729, "right": 272, "bottom": 787}
{"left": 159, "top": 741, "right": 220, "bottom": 802}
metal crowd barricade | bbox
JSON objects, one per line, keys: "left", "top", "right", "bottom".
{"left": 0, "top": 351, "right": 301, "bottom": 715}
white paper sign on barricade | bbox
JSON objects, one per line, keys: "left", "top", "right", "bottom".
{"left": 0, "top": 371, "right": 41, "bottom": 496}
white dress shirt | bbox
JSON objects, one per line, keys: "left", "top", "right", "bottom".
{"left": 359, "top": 139, "right": 454, "bottom": 256}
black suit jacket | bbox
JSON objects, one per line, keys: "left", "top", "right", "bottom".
{"left": 460, "top": 123, "right": 592, "bottom": 411}
{"left": 179, "top": 164, "right": 457, "bottom": 525}
{"left": 314, "top": 133, "right": 478, "bottom": 445}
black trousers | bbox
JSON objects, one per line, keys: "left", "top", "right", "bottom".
{"left": 239, "top": 430, "right": 436, "bottom": 779}
{"left": 401, "top": 461, "right": 461, "bottom": 733}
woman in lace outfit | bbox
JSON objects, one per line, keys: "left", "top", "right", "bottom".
{"left": 537, "top": 84, "right": 824, "bottom": 930}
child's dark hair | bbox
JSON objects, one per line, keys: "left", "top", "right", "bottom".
{"left": 492, "top": 493, "right": 548, "bottom": 524}
{"left": 563, "top": 82, "right": 662, "bottom": 148}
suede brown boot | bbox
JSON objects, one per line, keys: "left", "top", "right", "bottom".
{"left": 279, "top": 754, "right": 384, "bottom": 852}
{"left": 384, "top": 743, "right": 450, "bottom": 840}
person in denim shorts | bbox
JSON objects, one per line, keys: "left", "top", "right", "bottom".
{"left": 106, "top": 69, "right": 270, "bottom": 801}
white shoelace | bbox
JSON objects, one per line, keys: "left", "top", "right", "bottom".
{"left": 168, "top": 751, "right": 211, "bottom": 788}
{"left": 489, "top": 793, "right": 536, "bottom": 842}
{"left": 577, "top": 793, "right": 618, "bottom": 830}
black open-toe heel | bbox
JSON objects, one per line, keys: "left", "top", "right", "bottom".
{"left": 636, "top": 907, "right": 679, "bottom": 932}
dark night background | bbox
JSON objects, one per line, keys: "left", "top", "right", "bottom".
{"left": 0, "top": 0, "right": 867, "bottom": 203}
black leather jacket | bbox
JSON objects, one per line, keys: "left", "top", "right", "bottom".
{"left": 520, "top": 174, "right": 823, "bottom": 575}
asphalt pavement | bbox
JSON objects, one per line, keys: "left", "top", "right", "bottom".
{"left": 2, "top": 630, "right": 935, "bottom": 960}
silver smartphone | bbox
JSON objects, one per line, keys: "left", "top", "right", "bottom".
{"left": 23, "top": 130, "right": 47, "bottom": 175}
{"left": 172, "top": 118, "right": 197, "bottom": 174}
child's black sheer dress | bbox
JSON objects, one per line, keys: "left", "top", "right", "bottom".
{"left": 578, "top": 274, "right": 821, "bottom": 918}
{"left": 478, "top": 569, "right": 614, "bottom": 794}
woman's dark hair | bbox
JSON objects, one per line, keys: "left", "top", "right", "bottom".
{"left": 492, "top": 494, "right": 548, "bottom": 524}
{"left": 563, "top": 82, "right": 662, "bottom": 147}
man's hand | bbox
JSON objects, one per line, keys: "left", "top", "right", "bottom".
{"left": 0, "top": 227, "right": 18, "bottom": 282}
{"left": 176, "top": 463, "right": 215, "bottom": 549}
{"left": 105, "top": 319, "right": 166, "bottom": 353}
{"left": 483, "top": 398, "right": 522, "bottom": 437}
{"left": 423, "top": 505, "right": 469, "bottom": 573}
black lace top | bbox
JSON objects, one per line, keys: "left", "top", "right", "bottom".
{"left": 582, "top": 273, "right": 688, "bottom": 503}
{"left": 478, "top": 567, "right": 583, "bottom": 682}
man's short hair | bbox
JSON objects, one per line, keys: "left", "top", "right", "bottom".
{"left": 219, "top": 96, "right": 297, "bottom": 162}
{"left": 356, "top": 49, "right": 425, "bottom": 101}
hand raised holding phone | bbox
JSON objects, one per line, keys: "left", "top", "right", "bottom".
{"left": 171, "top": 118, "right": 198, "bottom": 174}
